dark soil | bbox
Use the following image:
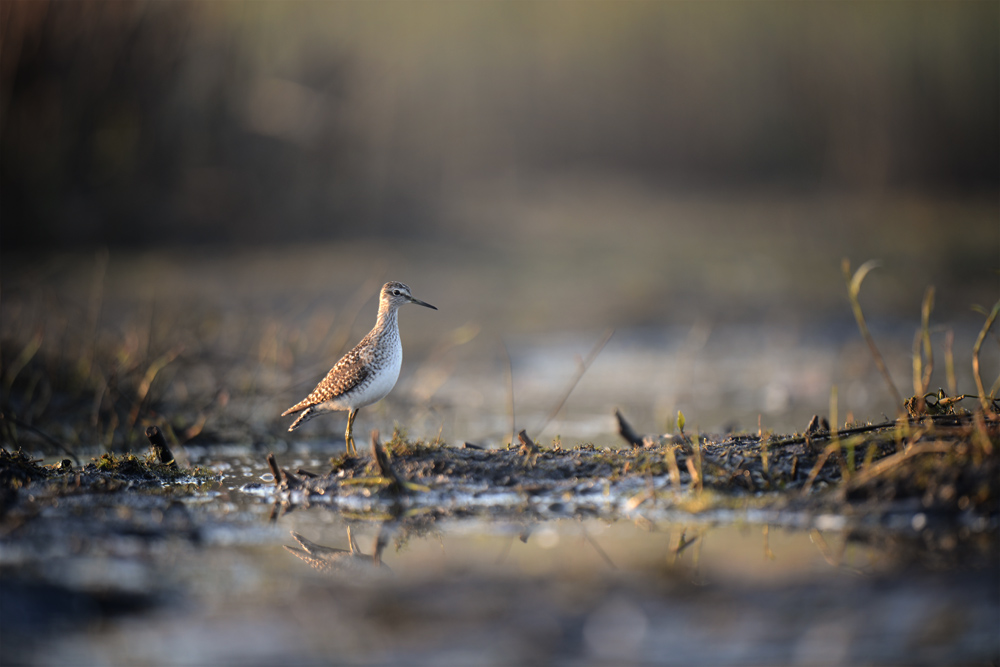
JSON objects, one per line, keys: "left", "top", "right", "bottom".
{"left": 259, "top": 412, "right": 999, "bottom": 525}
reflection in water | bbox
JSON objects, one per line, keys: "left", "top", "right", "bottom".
{"left": 284, "top": 525, "right": 390, "bottom": 575}
{"left": 495, "top": 520, "right": 620, "bottom": 570}
{"left": 2, "top": 472, "right": 994, "bottom": 666}
{"left": 264, "top": 513, "right": 997, "bottom": 664}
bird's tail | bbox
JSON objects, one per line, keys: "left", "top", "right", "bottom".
{"left": 281, "top": 397, "right": 313, "bottom": 418}
{"left": 290, "top": 531, "right": 322, "bottom": 555}
{"left": 286, "top": 407, "right": 314, "bottom": 432}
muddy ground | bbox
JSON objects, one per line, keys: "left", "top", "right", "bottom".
{"left": 1, "top": 408, "right": 998, "bottom": 665}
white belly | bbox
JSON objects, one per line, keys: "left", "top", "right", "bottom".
{"left": 354, "top": 347, "right": 402, "bottom": 408}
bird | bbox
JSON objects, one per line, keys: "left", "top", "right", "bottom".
{"left": 281, "top": 281, "right": 436, "bottom": 455}
{"left": 284, "top": 527, "right": 390, "bottom": 574}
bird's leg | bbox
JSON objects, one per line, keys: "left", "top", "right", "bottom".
{"left": 345, "top": 408, "right": 359, "bottom": 456}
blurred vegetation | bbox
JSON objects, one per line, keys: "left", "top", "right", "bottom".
{"left": 1, "top": 1, "right": 997, "bottom": 453}
{"left": 1, "top": 0, "right": 997, "bottom": 247}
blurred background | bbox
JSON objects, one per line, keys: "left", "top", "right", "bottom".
{"left": 1, "top": 0, "right": 998, "bottom": 447}
{"left": 1, "top": 5, "right": 999, "bottom": 664}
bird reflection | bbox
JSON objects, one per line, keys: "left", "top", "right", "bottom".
{"left": 284, "top": 525, "right": 390, "bottom": 575}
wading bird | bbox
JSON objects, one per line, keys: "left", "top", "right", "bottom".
{"left": 282, "top": 282, "right": 436, "bottom": 454}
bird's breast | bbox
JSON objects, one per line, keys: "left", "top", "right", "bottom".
{"left": 356, "top": 334, "right": 402, "bottom": 406}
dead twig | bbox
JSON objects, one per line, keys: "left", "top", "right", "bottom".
{"left": 517, "top": 429, "right": 540, "bottom": 469}
{"left": 615, "top": 409, "right": 645, "bottom": 448}
{"left": 371, "top": 430, "right": 427, "bottom": 494}
{"left": 266, "top": 452, "right": 282, "bottom": 488}
{"left": 144, "top": 425, "right": 176, "bottom": 466}
{"left": 265, "top": 452, "right": 301, "bottom": 490}
{"left": 1, "top": 412, "right": 80, "bottom": 467}
{"left": 517, "top": 429, "right": 539, "bottom": 456}
{"left": 372, "top": 429, "right": 404, "bottom": 492}
{"left": 805, "top": 414, "right": 830, "bottom": 436}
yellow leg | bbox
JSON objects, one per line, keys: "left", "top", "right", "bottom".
{"left": 345, "top": 408, "right": 359, "bottom": 456}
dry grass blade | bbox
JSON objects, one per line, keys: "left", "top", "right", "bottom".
{"left": 809, "top": 529, "right": 841, "bottom": 568}
{"left": 127, "top": 345, "right": 183, "bottom": 432}
{"left": 684, "top": 457, "right": 700, "bottom": 491}
{"left": 1, "top": 412, "right": 81, "bottom": 466}
{"left": 912, "top": 287, "right": 935, "bottom": 398}
{"left": 919, "top": 286, "right": 934, "bottom": 393}
{"left": 78, "top": 248, "right": 109, "bottom": 382}
{"left": 534, "top": 327, "right": 614, "bottom": 436}
{"left": 840, "top": 441, "right": 955, "bottom": 495}
{"left": 501, "top": 339, "right": 515, "bottom": 448}
{"left": 842, "top": 258, "right": 903, "bottom": 409}
{"left": 3, "top": 331, "right": 42, "bottom": 395}
{"left": 944, "top": 328, "right": 957, "bottom": 396}
{"left": 972, "top": 300, "right": 1000, "bottom": 413}
{"left": 763, "top": 524, "right": 775, "bottom": 561}
{"left": 625, "top": 486, "right": 656, "bottom": 511}
{"left": 330, "top": 273, "right": 386, "bottom": 358}
{"left": 847, "top": 259, "right": 881, "bottom": 296}
{"left": 801, "top": 441, "right": 841, "bottom": 495}
{"left": 972, "top": 411, "right": 995, "bottom": 456}
{"left": 664, "top": 445, "right": 682, "bottom": 489}
{"left": 581, "top": 527, "right": 618, "bottom": 569}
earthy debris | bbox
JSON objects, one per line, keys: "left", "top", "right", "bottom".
{"left": 266, "top": 452, "right": 303, "bottom": 490}
{"left": 266, "top": 453, "right": 281, "bottom": 487}
{"left": 615, "top": 409, "right": 645, "bottom": 448}
{"left": 260, "top": 412, "right": 998, "bottom": 520}
{"left": 805, "top": 415, "right": 829, "bottom": 435}
{"left": 145, "top": 426, "right": 176, "bottom": 466}
{"left": 517, "top": 430, "right": 539, "bottom": 456}
{"left": 371, "top": 430, "right": 409, "bottom": 495}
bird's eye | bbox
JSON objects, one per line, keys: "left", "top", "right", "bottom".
{"left": 392, "top": 289, "right": 401, "bottom": 296}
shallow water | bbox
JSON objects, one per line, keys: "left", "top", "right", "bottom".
{"left": 2, "top": 445, "right": 997, "bottom": 665}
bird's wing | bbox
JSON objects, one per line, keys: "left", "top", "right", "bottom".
{"left": 281, "top": 343, "right": 372, "bottom": 415}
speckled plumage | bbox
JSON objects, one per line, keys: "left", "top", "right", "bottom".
{"left": 281, "top": 281, "right": 436, "bottom": 453}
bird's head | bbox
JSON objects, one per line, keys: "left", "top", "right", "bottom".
{"left": 381, "top": 282, "right": 437, "bottom": 311}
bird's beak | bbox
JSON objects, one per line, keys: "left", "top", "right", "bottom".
{"left": 409, "top": 296, "right": 437, "bottom": 310}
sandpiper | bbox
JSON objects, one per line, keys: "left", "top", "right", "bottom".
{"left": 284, "top": 527, "right": 389, "bottom": 573}
{"left": 282, "top": 281, "right": 436, "bottom": 454}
